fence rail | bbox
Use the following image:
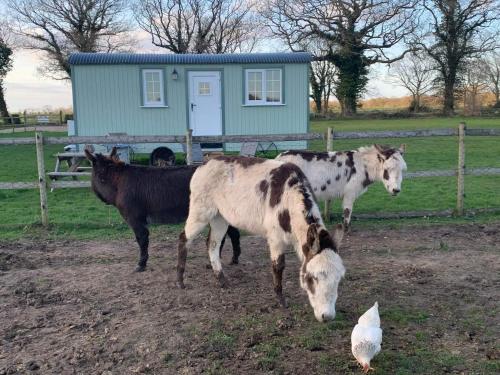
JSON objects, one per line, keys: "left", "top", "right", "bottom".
{"left": 0, "top": 111, "right": 67, "bottom": 128}
{"left": 0, "top": 132, "right": 323, "bottom": 145}
{"left": 331, "top": 127, "right": 500, "bottom": 139}
{"left": 2, "top": 126, "right": 499, "bottom": 146}
{"left": 0, "top": 123, "right": 499, "bottom": 226}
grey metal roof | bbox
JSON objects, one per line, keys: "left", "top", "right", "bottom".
{"left": 69, "top": 52, "right": 312, "bottom": 65}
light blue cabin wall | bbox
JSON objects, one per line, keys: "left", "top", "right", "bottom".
{"left": 72, "top": 62, "right": 309, "bottom": 153}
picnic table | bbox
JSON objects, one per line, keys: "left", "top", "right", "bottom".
{"left": 48, "top": 152, "right": 93, "bottom": 180}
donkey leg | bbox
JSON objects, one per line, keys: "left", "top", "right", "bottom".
{"left": 226, "top": 226, "right": 241, "bottom": 265}
{"left": 208, "top": 215, "right": 229, "bottom": 288}
{"left": 177, "top": 218, "right": 208, "bottom": 288}
{"left": 217, "top": 232, "right": 227, "bottom": 260}
{"left": 268, "top": 238, "right": 287, "bottom": 307}
{"left": 129, "top": 219, "right": 149, "bottom": 272}
{"left": 342, "top": 195, "right": 355, "bottom": 231}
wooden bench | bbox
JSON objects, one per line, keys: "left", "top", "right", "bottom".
{"left": 49, "top": 151, "right": 99, "bottom": 180}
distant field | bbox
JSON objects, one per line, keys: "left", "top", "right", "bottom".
{"left": 0, "top": 117, "right": 499, "bottom": 240}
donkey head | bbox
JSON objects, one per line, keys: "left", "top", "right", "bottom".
{"left": 300, "top": 223, "right": 345, "bottom": 322}
{"left": 84, "top": 147, "right": 122, "bottom": 205}
{"left": 375, "top": 144, "right": 407, "bottom": 196}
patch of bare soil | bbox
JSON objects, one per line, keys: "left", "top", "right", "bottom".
{"left": 0, "top": 224, "right": 499, "bottom": 374}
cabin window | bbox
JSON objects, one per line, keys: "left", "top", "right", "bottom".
{"left": 245, "top": 69, "right": 282, "bottom": 105}
{"left": 142, "top": 69, "right": 165, "bottom": 107}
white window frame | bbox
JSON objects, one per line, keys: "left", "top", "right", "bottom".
{"left": 245, "top": 69, "right": 283, "bottom": 106}
{"left": 142, "top": 69, "right": 165, "bottom": 107}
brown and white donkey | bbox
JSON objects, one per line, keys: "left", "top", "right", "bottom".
{"left": 277, "top": 144, "right": 407, "bottom": 228}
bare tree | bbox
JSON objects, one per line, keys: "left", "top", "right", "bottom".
{"left": 134, "top": 0, "right": 259, "bottom": 54}
{"left": 461, "top": 59, "right": 489, "bottom": 115}
{"left": 8, "top": 0, "right": 134, "bottom": 79}
{"left": 483, "top": 52, "right": 500, "bottom": 108}
{"left": 416, "top": 0, "right": 500, "bottom": 115}
{"left": 389, "top": 52, "right": 435, "bottom": 112}
{"left": 310, "top": 60, "right": 337, "bottom": 114}
{"left": 263, "top": 0, "right": 418, "bottom": 116}
{"left": 322, "top": 62, "right": 337, "bottom": 113}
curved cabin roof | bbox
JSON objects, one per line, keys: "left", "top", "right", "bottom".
{"left": 68, "top": 52, "right": 312, "bottom": 66}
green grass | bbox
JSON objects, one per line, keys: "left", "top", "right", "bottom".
{"left": 309, "top": 117, "right": 500, "bottom": 218}
{"left": 309, "top": 115, "right": 500, "bottom": 132}
{"left": 0, "top": 118, "right": 499, "bottom": 240}
{"left": 193, "top": 300, "right": 496, "bottom": 374}
{"left": 376, "top": 349, "right": 465, "bottom": 375}
{"left": 381, "top": 307, "right": 429, "bottom": 324}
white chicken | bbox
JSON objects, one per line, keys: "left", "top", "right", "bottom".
{"left": 351, "top": 301, "right": 382, "bottom": 373}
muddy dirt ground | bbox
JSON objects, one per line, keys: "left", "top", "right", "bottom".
{"left": 1, "top": 224, "right": 499, "bottom": 374}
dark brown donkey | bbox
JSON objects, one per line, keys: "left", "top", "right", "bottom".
{"left": 85, "top": 148, "right": 241, "bottom": 274}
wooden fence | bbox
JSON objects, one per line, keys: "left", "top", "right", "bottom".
{"left": 1, "top": 123, "right": 499, "bottom": 227}
{"left": 0, "top": 111, "right": 67, "bottom": 130}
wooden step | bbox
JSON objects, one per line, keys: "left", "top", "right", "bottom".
{"left": 48, "top": 172, "right": 91, "bottom": 179}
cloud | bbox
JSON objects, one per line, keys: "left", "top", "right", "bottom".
{"left": 4, "top": 50, "right": 72, "bottom": 112}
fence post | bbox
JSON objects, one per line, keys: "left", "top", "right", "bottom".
{"left": 324, "top": 127, "right": 333, "bottom": 221}
{"left": 35, "top": 132, "right": 49, "bottom": 227}
{"left": 59, "top": 110, "right": 63, "bottom": 125}
{"left": 186, "top": 128, "right": 193, "bottom": 165}
{"left": 456, "top": 123, "right": 466, "bottom": 216}
{"left": 23, "top": 110, "right": 27, "bottom": 131}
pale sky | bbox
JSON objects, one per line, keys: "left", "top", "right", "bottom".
{"left": 5, "top": 50, "right": 73, "bottom": 112}
{"left": 3, "top": 29, "right": 407, "bottom": 113}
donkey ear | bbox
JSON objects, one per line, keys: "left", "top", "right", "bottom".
{"left": 331, "top": 224, "right": 344, "bottom": 252}
{"left": 84, "top": 149, "right": 96, "bottom": 164}
{"left": 374, "top": 144, "right": 384, "bottom": 153}
{"left": 398, "top": 144, "right": 406, "bottom": 155}
{"left": 109, "top": 147, "right": 118, "bottom": 159}
{"left": 306, "top": 223, "right": 322, "bottom": 255}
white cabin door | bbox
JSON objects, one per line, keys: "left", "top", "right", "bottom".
{"left": 188, "top": 71, "right": 222, "bottom": 136}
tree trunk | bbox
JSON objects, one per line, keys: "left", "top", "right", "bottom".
{"left": 340, "top": 95, "right": 357, "bottom": 116}
{"left": 339, "top": 96, "right": 356, "bottom": 116}
{"left": 494, "top": 88, "right": 500, "bottom": 108}
{"left": 309, "top": 71, "right": 323, "bottom": 113}
{"left": 314, "top": 96, "right": 322, "bottom": 113}
{"left": 322, "top": 88, "right": 329, "bottom": 113}
{"left": 311, "top": 91, "right": 322, "bottom": 113}
{"left": 410, "top": 94, "right": 420, "bottom": 112}
{"left": 441, "top": 63, "right": 458, "bottom": 116}
{"left": 329, "top": 47, "right": 367, "bottom": 117}
{"left": 0, "top": 82, "right": 8, "bottom": 118}
{"left": 443, "top": 78, "right": 455, "bottom": 115}
{"left": 471, "top": 88, "right": 477, "bottom": 114}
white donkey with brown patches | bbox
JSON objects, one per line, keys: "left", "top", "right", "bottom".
{"left": 177, "top": 155, "right": 345, "bottom": 322}
{"left": 277, "top": 145, "right": 407, "bottom": 228}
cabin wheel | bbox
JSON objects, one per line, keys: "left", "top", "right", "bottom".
{"left": 150, "top": 147, "right": 175, "bottom": 167}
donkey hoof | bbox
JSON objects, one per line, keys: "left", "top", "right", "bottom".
{"left": 135, "top": 265, "right": 146, "bottom": 272}
{"left": 230, "top": 258, "right": 239, "bottom": 265}
{"left": 278, "top": 296, "right": 288, "bottom": 308}
{"left": 216, "top": 272, "right": 228, "bottom": 288}
{"left": 176, "top": 281, "right": 186, "bottom": 289}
